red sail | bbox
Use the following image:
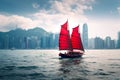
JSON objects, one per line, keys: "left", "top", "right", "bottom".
{"left": 61, "top": 20, "right": 68, "bottom": 30}
{"left": 59, "top": 21, "right": 72, "bottom": 50}
{"left": 71, "top": 25, "right": 84, "bottom": 51}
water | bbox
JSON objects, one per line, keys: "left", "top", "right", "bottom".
{"left": 0, "top": 50, "right": 120, "bottom": 80}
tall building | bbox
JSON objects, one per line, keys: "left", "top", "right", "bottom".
{"left": 24, "top": 37, "right": 29, "bottom": 49}
{"left": 104, "top": 36, "right": 116, "bottom": 49}
{"left": 36, "top": 37, "right": 40, "bottom": 49}
{"left": 117, "top": 32, "right": 120, "bottom": 48}
{"left": 94, "top": 37, "right": 104, "bottom": 49}
{"left": 105, "top": 36, "right": 111, "bottom": 49}
{"left": 41, "top": 36, "right": 47, "bottom": 49}
{"left": 49, "top": 33, "right": 54, "bottom": 48}
{"left": 82, "top": 23, "right": 88, "bottom": 49}
{"left": 88, "top": 38, "right": 95, "bottom": 49}
{"left": 55, "top": 33, "right": 59, "bottom": 48}
{"left": 4, "top": 35, "right": 9, "bottom": 49}
{"left": 111, "top": 40, "right": 115, "bottom": 49}
{"left": 28, "top": 36, "right": 38, "bottom": 49}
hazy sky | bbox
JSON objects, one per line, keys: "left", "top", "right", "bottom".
{"left": 0, "top": 0, "right": 120, "bottom": 39}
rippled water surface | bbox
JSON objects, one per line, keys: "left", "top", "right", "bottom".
{"left": 0, "top": 50, "right": 120, "bottom": 80}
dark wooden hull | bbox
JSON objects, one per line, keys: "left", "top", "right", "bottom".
{"left": 59, "top": 52, "right": 83, "bottom": 58}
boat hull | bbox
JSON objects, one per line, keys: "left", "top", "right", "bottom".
{"left": 59, "top": 52, "right": 83, "bottom": 58}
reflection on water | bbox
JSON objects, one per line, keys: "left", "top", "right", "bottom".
{"left": 58, "top": 58, "right": 89, "bottom": 80}
{"left": 59, "top": 58, "right": 82, "bottom": 73}
{"left": 0, "top": 50, "right": 120, "bottom": 80}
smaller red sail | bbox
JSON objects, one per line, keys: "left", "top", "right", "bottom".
{"left": 59, "top": 21, "right": 72, "bottom": 50}
{"left": 61, "top": 20, "right": 68, "bottom": 30}
{"left": 71, "top": 25, "right": 84, "bottom": 51}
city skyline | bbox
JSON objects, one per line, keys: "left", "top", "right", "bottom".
{"left": 0, "top": 26, "right": 120, "bottom": 49}
{"left": 0, "top": 0, "right": 120, "bottom": 39}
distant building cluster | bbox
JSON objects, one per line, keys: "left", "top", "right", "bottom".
{"left": 23, "top": 34, "right": 59, "bottom": 49}
{"left": 82, "top": 23, "right": 120, "bottom": 49}
{"left": 0, "top": 26, "right": 120, "bottom": 49}
{"left": 0, "top": 34, "right": 59, "bottom": 49}
{"left": 88, "top": 36, "right": 116, "bottom": 49}
{"left": 0, "top": 28, "right": 59, "bottom": 49}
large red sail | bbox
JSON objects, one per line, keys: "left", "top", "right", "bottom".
{"left": 71, "top": 25, "right": 84, "bottom": 51}
{"left": 59, "top": 21, "right": 72, "bottom": 50}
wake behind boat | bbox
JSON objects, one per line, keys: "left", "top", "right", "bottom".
{"left": 59, "top": 21, "right": 84, "bottom": 58}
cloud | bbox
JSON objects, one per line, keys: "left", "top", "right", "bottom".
{"left": 49, "top": 0, "right": 93, "bottom": 14}
{"left": 0, "top": 0, "right": 119, "bottom": 39}
{"left": 0, "top": 14, "right": 38, "bottom": 31}
{"left": 117, "top": 7, "right": 120, "bottom": 14}
{"left": 32, "top": 0, "right": 95, "bottom": 32}
{"left": 32, "top": 3, "right": 40, "bottom": 9}
{"left": 0, "top": 0, "right": 95, "bottom": 32}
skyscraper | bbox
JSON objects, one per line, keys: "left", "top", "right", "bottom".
{"left": 105, "top": 36, "right": 111, "bottom": 49}
{"left": 111, "top": 40, "right": 115, "bottom": 49}
{"left": 94, "top": 37, "right": 104, "bottom": 49}
{"left": 24, "top": 37, "right": 29, "bottom": 49}
{"left": 82, "top": 23, "right": 88, "bottom": 49}
{"left": 117, "top": 32, "right": 120, "bottom": 48}
{"left": 5, "top": 35, "right": 9, "bottom": 49}
{"left": 55, "top": 33, "right": 59, "bottom": 48}
{"left": 105, "top": 36, "right": 116, "bottom": 49}
{"left": 88, "top": 38, "right": 95, "bottom": 49}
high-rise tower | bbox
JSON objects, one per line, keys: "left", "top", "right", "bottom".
{"left": 105, "top": 36, "right": 111, "bottom": 49}
{"left": 82, "top": 23, "right": 88, "bottom": 49}
{"left": 117, "top": 32, "right": 120, "bottom": 48}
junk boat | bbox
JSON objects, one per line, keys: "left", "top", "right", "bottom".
{"left": 59, "top": 21, "right": 84, "bottom": 58}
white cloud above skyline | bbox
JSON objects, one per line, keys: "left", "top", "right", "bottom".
{"left": 0, "top": 14, "right": 37, "bottom": 31}
{"left": 0, "top": 0, "right": 94, "bottom": 32}
{"left": 0, "top": 0, "right": 120, "bottom": 39}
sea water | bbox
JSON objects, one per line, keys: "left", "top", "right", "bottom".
{"left": 0, "top": 49, "right": 120, "bottom": 80}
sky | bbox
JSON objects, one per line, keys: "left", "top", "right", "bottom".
{"left": 0, "top": 0, "right": 120, "bottom": 39}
